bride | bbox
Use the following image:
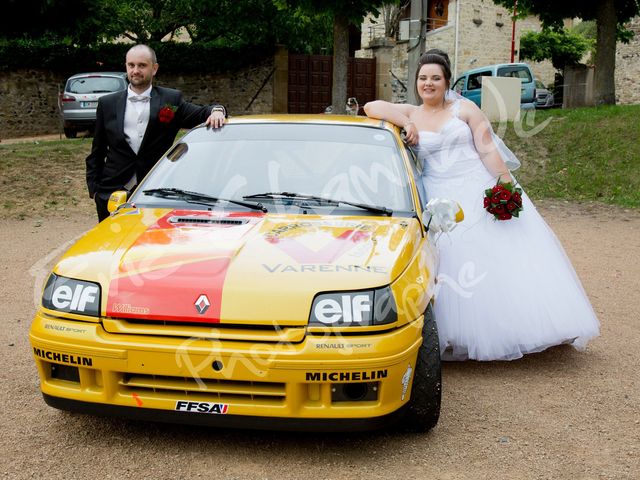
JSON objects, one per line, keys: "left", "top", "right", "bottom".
{"left": 364, "top": 49, "right": 600, "bottom": 361}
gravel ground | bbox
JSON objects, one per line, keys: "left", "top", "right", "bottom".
{"left": 1, "top": 201, "right": 639, "bottom": 480}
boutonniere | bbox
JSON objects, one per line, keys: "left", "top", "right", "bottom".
{"left": 158, "top": 104, "right": 177, "bottom": 124}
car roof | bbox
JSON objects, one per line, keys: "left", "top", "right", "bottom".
{"left": 67, "top": 72, "right": 127, "bottom": 79}
{"left": 459, "top": 62, "right": 531, "bottom": 77}
{"left": 225, "top": 114, "right": 397, "bottom": 130}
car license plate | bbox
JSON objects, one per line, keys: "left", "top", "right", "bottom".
{"left": 80, "top": 101, "right": 98, "bottom": 108}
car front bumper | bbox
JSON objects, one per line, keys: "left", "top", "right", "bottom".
{"left": 536, "top": 96, "right": 554, "bottom": 108}
{"left": 30, "top": 313, "right": 424, "bottom": 431}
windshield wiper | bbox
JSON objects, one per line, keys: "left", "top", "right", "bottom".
{"left": 243, "top": 192, "right": 392, "bottom": 216}
{"left": 143, "top": 188, "right": 267, "bottom": 213}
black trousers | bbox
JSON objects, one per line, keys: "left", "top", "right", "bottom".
{"left": 94, "top": 192, "right": 112, "bottom": 222}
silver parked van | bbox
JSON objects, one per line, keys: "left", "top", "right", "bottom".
{"left": 452, "top": 63, "right": 536, "bottom": 109}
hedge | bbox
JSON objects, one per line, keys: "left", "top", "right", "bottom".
{"left": 0, "top": 40, "right": 275, "bottom": 74}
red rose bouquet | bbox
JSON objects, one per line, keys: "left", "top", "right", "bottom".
{"left": 484, "top": 180, "right": 523, "bottom": 221}
{"left": 158, "top": 104, "right": 177, "bottom": 124}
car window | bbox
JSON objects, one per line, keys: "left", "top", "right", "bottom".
{"left": 406, "top": 146, "right": 426, "bottom": 206}
{"left": 467, "top": 71, "right": 490, "bottom": 90}
{"left": 67, "top": 77, "right": 126, "bottom": 94}
{"left": 497, "top": 66, "right": 532, "bottom": 82}
{"left": 535, "top": 80, "right": 545, "bottom": 89}
{"left": 135, "top": 123, "right": 415, "bottom": 213}
{"left": 452, "top": 77, "right": 465, "bottom": 93}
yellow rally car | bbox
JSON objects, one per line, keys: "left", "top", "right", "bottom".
{"left": 30, "top": 115, "right": 461, "bottom": 432}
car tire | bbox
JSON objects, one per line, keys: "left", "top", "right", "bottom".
{"left": 399, "top": 303, "right": 441, "bottom": 432}
{"left": 64, "top": 128, "right": 77, "bottom": 139}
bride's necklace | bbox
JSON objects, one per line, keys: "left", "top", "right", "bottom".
{"left": 423, "top": 103, "right": 446, "bottom": 114}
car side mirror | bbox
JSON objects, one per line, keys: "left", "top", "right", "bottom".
{"left": 421, "top": 198, "right": 464, "bottom": 233}
{"left": 107, "top": 190, "right": 129, "bottom": 213}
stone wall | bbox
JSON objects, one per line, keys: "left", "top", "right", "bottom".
{"left": 391, "top": 40, "right": 411, "bottom": 103}
{"left": 449, "top": 0, "right": 556, "bottom": 85}
{"left": 0, "top": 70, "right": 66, "bottom": 138}
{"left": 0, "top": 60, "right": 275, "bottom": 139}
{"left": 359, "top": 0, "right": 557, "bottom": 101}
{"left": 616, "top": 16, "right": 640, "bottom": 105}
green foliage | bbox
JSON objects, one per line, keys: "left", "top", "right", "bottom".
{"left": 280, "top": 0, "right": 391, "bottom": 26}
{"left": 1, "top": 0, "right": 114, "bottom": 46}
{"left": 0, "top": 0, "right": 336, "bottom": 54}
{"left": 98, "top": 0, "right": 197, "bottom": 43}
{"left": 520, "top": 28, "right": 593, "bottom": 70}
{"left": 493, "top": 0, "right": 639, "bottom": 104}
{"left": 502, "top": 105, "right": 640, "bottom": 208}
{"left": 491, "top": 0, "right": 639, "bottom": 27}
{"left": 493, "top": 0, "right": 637, "bottom": 44}
{"left": 189, "top": 0, "right": 333, "bottom": 53}
{"left": 570, "top": 21, "right": 597, "bottom": 64}
{"left": 0, "top": 39, "right": 273, "bottom": 73}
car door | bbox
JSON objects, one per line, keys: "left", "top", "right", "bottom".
{"left": 463, "top": 70, "right": 491, "bottom": 107}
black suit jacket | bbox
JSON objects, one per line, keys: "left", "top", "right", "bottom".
{"left": 86, "top": 86, "right": 221, "bottom": 196}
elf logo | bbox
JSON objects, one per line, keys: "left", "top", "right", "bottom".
{"left": 43, "top": 275, "right": 100, "bottom": 316}
{"left": 175, "top": 400, "right": 229, "bottom": 414}
{"left": 313, "top": 293, "right": 372, "bottom": 325}
{"left": 52, "top": 284, "right": 98, "bottom": 312}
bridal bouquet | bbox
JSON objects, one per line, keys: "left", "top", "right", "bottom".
{"left": 484, "top": 180, "right": 523, "bottom": 221}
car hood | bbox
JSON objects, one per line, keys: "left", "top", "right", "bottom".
{"left": 55, "top": 209, "right": 423, "bottom": 325}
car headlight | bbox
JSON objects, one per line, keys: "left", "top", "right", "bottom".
{"left": 42, "top": 273, "right": 101, "bottom": 317}
{"left": 309, "top": 287, "right": 397, "bottom": 327}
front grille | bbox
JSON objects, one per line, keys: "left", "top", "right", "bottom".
{"left": 120, "top": 373, "right": 286, "bottom": 405}
{"left": 102, "top": 318, "right": 306, "bottom": 343}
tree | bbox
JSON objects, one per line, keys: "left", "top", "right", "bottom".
{"left": 1, "top": 0, "right": 333, "bottom": 53}
{"left": 492, "top": 0, "right": 639, "bottom": 105}
{"left": 379, "top": 0, "right": 411, "bottom": 38}
{"left": 1, "top": 0, "right": 114, "bottom": 45}
{"left": 98, "top": 0, "right": 197, "bottom": 43}
{"left": 188, "top": 0, "right": 333, "bottom": 52}
{"left": 519, "top": 28, "right": 592, "bottom": 71}
{"left": 283, "top": 0, "right": 394, "bottom": 113}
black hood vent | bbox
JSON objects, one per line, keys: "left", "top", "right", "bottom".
{"left": 168, "top": 216, "right": 248, "bottom": 226}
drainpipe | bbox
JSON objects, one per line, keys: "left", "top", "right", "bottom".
{"left": 511, "top": 0, "right": 518, "bottom": 62}
{"left": 454, "top": 0, "right": 461, "bottom": 78}
{"left": 407, "top": 0, "right": 425, "bottom": 104}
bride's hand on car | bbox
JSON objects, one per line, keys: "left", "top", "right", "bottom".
{"left": 402, "top": 121, "right": 419, "bottom": 146}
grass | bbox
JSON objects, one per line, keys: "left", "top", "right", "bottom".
{"left": 0, "top": 137, "right": 94, "bottom": 219}
{"left": 501, "top": 104, "right": 640, "bottom": 208}
{"left": 0, "top": 105, "right": 638, "bottom": 219}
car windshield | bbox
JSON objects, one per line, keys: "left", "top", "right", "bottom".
{"left": 67, "top": 76, "right": 125, "bottom": 94}
{"left": 132, "top": 123, "right": 415, "bottom": 214}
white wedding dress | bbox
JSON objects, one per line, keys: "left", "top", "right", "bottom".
{"left": 417, "top": 99, "right": 600, "bottom": 361}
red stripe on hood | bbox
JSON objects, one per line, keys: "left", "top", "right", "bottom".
{"left": 106, "top": 210, "right": 262, "bottom": 322}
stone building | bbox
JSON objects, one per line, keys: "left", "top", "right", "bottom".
{"left": 616, "top": 16, "right": 640, "bottom": 105}
{"left": 359, "top": 0, "right": 639, "bottom": 105}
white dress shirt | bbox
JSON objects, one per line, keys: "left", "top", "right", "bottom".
{"left": 123, "top": 86, "right": 152, "bottom": 189}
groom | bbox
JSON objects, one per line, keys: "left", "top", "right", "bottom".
{"left": 86, "top": 44, "right": 227, "bottom": 221}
